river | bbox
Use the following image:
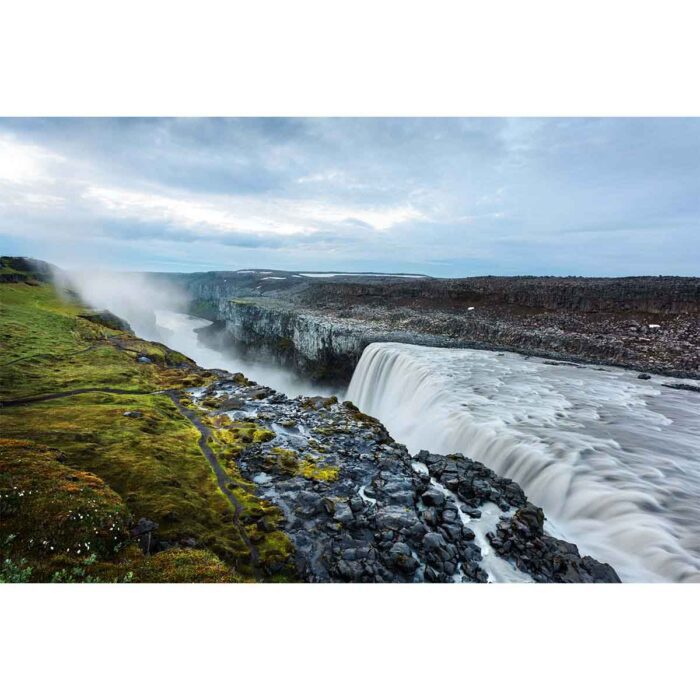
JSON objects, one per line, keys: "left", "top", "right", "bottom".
{"left": 149, "top": 311, "right": 700, "bottom": 583}
{"left": 346, "top": 342, "right": 700, "bottom": 583}
{"left": 153, "top": 310, "right": 335, "bottom": 399}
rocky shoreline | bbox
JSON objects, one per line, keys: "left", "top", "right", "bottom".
{"left": 188, "top": 370, "right": 620, "bottom": 582}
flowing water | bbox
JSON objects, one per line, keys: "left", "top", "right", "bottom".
{"left": 347, "top": 342, "right": 700, "bottom": 583}
{"left": 153, "top": 310, "right": 334, "bottom": 398}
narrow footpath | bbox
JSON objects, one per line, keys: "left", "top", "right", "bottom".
{"left": 0, "top": 385, "right": 261, "bottom": 576}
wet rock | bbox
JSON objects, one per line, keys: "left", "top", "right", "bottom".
{"left": 333, "top": 502, "right": 354, "bottom": 525}
{"left": 387, "top": 542, "right": 419, "bottom": 573}
{"left": 184, "top": 372, "right": 622, "bottom": 584}
{"left": 421, "top": 489, "right": 446, "bottom": 507}
{"left": 489, "top": 506, "right": 621, "bottom": 583}
{"left": 423, "top": 531, "right": 448, "bottom": 552}
{"left": 375, "top": 506, "right": 419, "bottom": 532}
{"left": 440, "top": 523, "right": 464, "bottom": 542}
{"left": 348, "top": 496, "right": 365, "bottom": 512}
{"left": 663, "top": 382, "right": 700, "bottom": 393}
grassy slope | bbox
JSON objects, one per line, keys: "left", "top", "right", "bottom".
{"left": 0, "top": 283, "right": 202, "bottom": 401}
{"left": 0, "top": 439, "right": 239, "bottom": 582}
{"left": 0, "top": 275, "right": 293, "bottom": 581}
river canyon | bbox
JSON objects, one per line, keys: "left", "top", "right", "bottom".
{"left": 60, "top": 266, "right": 700, "bottom": 583}
{"left": 142, "top": 306, "right": 700, "bottom": 583}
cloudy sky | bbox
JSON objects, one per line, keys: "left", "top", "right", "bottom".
{"left": 0, "top": 118, "right": 697, "bottom": 276}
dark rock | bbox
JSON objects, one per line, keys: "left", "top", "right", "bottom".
{"left": 333, "top": 502, "right": 354, "bottom": 525}
{"left": 388, "top": 542, "right": 419, "bottom": 573}
{"left": 178, "top": 369, "right": 624, "bottom": 584}
{"left": 423, "top": 532, "right": 448, "bottom": 551}
{"left": 421, "top": 489, "right": 446, "bottom": 507}
{"left": 131, "top": 518, "right": 159, "bottom": 554}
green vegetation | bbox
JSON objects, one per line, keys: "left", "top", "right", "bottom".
{"left": 0, "top": 439, "right": 238, "bottom": 582}
{"left": 196, "top": 410, "right": 296, "bottom": 579}
{"left": 128, "top": 549, "right": 240, "bottom": 583}
{"left": 0, "top": 394, "right": 255, "bottom": 566}
{"left": 0, "top": 278, "right": 294, "bottom": 581}
{"left": 300, "top": 395, "right": 339, "bottom": 411}
{"left": 0, "top": 256, "right": 34, "bottom": 284}
{"left": 0, "top": 282, "right": 210, "bottom": 401}
{"left": 266, "top": 446, "right": 339, "bottom": 482}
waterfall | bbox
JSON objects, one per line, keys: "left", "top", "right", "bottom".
{"left": 347, "top": 342, "right": 700, "bottom": 583}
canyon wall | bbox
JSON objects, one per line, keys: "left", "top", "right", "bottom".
{"left": 160, "top": 270, "right": 700, "bottom": 380}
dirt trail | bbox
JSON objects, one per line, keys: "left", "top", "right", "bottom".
{"left": 165, "top": 390, "right": 261, "bottom": 573}
{"left": 0, "top": 387, "right": 156, "bottom": 407}
{"left": 0, "top": 384, "right": 261, "bottom": 575}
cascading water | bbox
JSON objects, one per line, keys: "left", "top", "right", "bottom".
{"left": 347, "top": 342, "right": 700, "bottom": 583}
{"left": 153, "top": 310, "right": 335, "bottom": 398}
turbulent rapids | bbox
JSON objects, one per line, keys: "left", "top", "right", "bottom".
{"left": 347, "top": 343, "right": 700, "bottom": 583}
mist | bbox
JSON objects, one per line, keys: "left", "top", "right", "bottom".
{"left": 57, "top": 267, "right": 339, "bottom": 398}
{"left": 57, "top": 268, "right": 188, "bottom": 340}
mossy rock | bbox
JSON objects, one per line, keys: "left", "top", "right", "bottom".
{"left": 265, "top": 447, "right": 339, "bottom": 482}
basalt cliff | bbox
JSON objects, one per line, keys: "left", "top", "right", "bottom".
{"left": 161, "top": 269, "right": 700, "bottom": 381}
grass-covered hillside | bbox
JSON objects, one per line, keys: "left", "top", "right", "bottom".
{"left": 0, "top": 258, "right": 293, "bottom": 582}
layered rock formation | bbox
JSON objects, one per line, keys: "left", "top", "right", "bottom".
{"left": 162, "top": 269, "right": 700, "bottom": 380}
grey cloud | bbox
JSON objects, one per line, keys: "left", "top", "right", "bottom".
{"left": 0, "top": 118, "right": 698, "bottom": 276}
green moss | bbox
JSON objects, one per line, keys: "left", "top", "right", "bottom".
{"left": 0, "top": 438, "right": 131, "bottom": 562}
{"left": 300, "top": 395, "right": 339, "bottom": 411}
{"left": 0, "top": 395, "right": 251, "bottom": 567}
{"left": 313, "top": 425, "right": 349, "bottom": 436}
{"left": 342, "top": 400, "right": 383, "bottom": 427}
{"left": 129, "top": 548, "right": 242, "bottom": 583}
{"left": 0, "top": 282, "right": 212, "bottom": 401}
{"left": 0, "top": 281, "right": 295, "bottom": 581}
{"left": 225, "top": 421, "right": 275, "bottom": 445}
{"left": 0, "top": 439, "right": 241, "bottom": 582}
{"left": 227, "top": 485, "right": 295, "bottom": 578}
{"left": 265, "top": 447, "right": 339, "bottom": 482}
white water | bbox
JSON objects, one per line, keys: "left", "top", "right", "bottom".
{"left": 152, "top": 310, "right": 334, "bottom": 398}
{"left": 347, "top": 342, "right": 700, "bottom": 583}
{"left": 411, "top": 461, "right": 533, "bottom": 583}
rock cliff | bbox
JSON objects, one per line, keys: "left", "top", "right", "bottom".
{"left": 162, "top": 270, "right": 700, "bottom": 379}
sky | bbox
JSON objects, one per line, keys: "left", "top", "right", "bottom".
{"left": 0, "top": 117, "right": 698, "bottom": 276}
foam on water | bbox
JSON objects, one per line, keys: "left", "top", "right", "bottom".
{"left": 411, "top": 461, "right": 533, "bottom": 583}
{"left": 347, "top": 342, "right": 700, "bottom": 583}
